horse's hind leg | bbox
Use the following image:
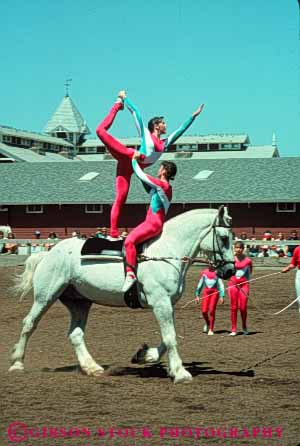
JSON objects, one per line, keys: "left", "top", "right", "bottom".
{"left": 9, "top": 251, "right": 69, "bottom": 372}
{"left": 60, "top": 295, "right": 104, "bottom": 376}
{"left": 9, "top": 297, "right": 58, "bottom": 372}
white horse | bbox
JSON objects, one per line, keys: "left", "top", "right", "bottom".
{"left": 9, "top": 207, "right": 235, "bottom": 383}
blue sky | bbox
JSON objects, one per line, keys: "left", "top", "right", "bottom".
{"left": 1, "top": 0, "right": 299, "bottom": 156}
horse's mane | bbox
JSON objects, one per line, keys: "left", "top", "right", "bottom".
{"left": 164, "top": 208, "right": 217, "bottom": 230}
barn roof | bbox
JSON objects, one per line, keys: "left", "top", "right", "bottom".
{"left": 0, "top": 157, "right": 299, "bottom": 205}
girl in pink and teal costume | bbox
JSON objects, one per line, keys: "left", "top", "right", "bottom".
{"left": 195, "top": 264, "right": 225, "bottom": 335}
{"left": 228, "top": 241, "right": 253, "bottom": 336}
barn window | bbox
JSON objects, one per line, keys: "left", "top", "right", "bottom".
{"left": 26, "top": 205, "right": 44, "bottom": 214}
{"left": 276, "top": 203, "right": 296, "bottom": 213}
{"left": 85, "top": 204, "right": 103, "bottom": 213}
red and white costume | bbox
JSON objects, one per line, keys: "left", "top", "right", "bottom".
{"left": 96, "top": 98, "right": 195, "bottom": 237}
{"left": 289, "top": 246, "right": 300, "bottom": 313}
{"left": 228, "top": 256, "right": 252, "bottom": 333}
{"left": 195, "top": 269, "right": 225, "bottom": 331}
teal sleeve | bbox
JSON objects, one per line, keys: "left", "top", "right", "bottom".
{"left": 124, "top": 97, "right": 144, "bottom": 138}
{"left": 195, "top": 276, "right": 204, "bottom": 296}
{"left": 217, "top": 279, "right": 225, "bottom": 298}
{"left": 164, "top": 116, "right": 195, "bottom": 147}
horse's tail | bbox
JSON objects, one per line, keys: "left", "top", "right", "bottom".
{"left": 11, "top": 252, "right": 48, "bottom": 300}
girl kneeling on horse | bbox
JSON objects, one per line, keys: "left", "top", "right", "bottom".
{"left": 122, "top": 160, "right": 177, "bottom": 292}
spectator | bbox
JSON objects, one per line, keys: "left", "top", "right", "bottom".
{"left": 0, "top": 231, "right": 5, "bottom": 254}
{"left": 4, "top": 232, "right": 18, "bottom": 254}
{"left": 286, "top": 230, "right": 298, "bottom": 257}
{"left": 121, "top": 230, "right": 129, "bottom": 239}
{"left": 268, "top": 245, "right": 279, "bottom": 258}
{"left": 262, "top": 230, "right": 274, "bottom": 241}
{"left": 31, "top": 230, "right": 43, "bottom": 254}
{"left": 44, "top": 232, "right": 59, "bottom": 251}
{"left": 240, "top": 232, "right": 248, "bottom": 241}
{"left": 81, "top": 234, "right": 87, "bottom": 239}
{"left": 275, "top": 232, "right": 287, "bottom": 257}
{"left": 95, "top": 227, "right": 108, "bottom": 239}
{"left": 248, "top": 237, "right": 259, "bottom": 257}
{"left": 72, "top": 230, "right": 81, "bottom": 238}
{"left": 258, "top": 245, "right": 269, "bottom": 257}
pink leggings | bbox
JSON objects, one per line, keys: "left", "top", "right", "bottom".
{"left": 124, "top": 219, "right": 162, "bottom": 273}
{"left": 201, "top": 289, "right": 220, "bottom": 331}
{"left": 96, "top": 103, "right": 140, "bottom": 237}
{"left": 228, "top": 282, "right": 249, "bottom": 332}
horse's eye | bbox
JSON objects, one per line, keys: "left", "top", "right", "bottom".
{"left": 221, "top": 236, "right": 229, "bottom": 248}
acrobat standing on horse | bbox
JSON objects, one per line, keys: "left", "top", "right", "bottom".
{"left": 96, "top": 90, "right": 204, "bottom": 239}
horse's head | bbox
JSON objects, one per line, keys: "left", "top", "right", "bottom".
{"left": 199, "top": 206, "right": 235, "bottom": 280}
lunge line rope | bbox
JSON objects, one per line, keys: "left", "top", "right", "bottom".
{"left": 182, "top": 270, "right": 299, "bottom": 315}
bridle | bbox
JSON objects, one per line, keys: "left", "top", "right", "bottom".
{"left": 198, "top": 216, "right": 234, "bottom": 270}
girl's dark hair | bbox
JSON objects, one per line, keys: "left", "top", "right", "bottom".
{"left": 148, "top": 116, "right": 164, "bottom": 132}
{"left": 234, "top": 241, "right": 244, "bottom": 249}
{"left": 161, "top": 161, "right": 177, "bottom": 181}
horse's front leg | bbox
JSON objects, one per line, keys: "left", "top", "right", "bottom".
{"left": 60, "top": 295, "right": 104, "bottom": 376}
{"left": 152, "top": 298, "right": 192, "bottom": 384}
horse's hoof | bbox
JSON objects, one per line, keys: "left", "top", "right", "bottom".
{"left": 131, "top": 343, "right": 149, "bottom": 364}
{"left": 173, "top": 369, "right": 193, "bottom": 384}
{"left": 9, "top": 362, "right": 24, "bottom": 372}
{"left": 90, "top": 368, "right": 105, "bottom": 377}
{"left": 83, "top": 365, "right": 104, "bottom": 376}
{"left": 145, "top": 348, "right": 160, "bottom": 363}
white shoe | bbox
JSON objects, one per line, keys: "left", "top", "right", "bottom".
{"left": 229, "top": 332, "right": 237, "bottom": 336}
{"left": 107, "top": 235, "right": 122, "bottom": 242}
{"left": 203, "top": 324, "right": 208, "bottom": 333}
{"left": 243, "top": 328, "right": 249, "bottom": 335}
{"left": 208, "top": 330, "right": 214, "bottom": 336}
{"left": 122, "top": 273, "right": 137, "bottom": 292}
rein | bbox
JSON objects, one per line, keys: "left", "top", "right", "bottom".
{"left": 137, "top": 254, "right": 210, "bottom": 264}
{"left": 137, "top": 214, "right": 233, "bottom": 269}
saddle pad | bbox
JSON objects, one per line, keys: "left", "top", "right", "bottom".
{"left": 81, "top": 254, "right": 123, "bottom": 261}
{"left": 81, "top": 237, "right": 123, "bottom": 257}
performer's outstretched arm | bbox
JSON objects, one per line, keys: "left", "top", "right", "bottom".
{"left": 124, "top": 97, "right": 144, "bottom": 138}
{"left": 164, "top": 104, "right": 205, "bottom": 148}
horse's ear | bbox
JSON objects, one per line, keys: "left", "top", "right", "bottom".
{"left": 217, "top": 205, "right": 225, "bottom": 223}
{"left": 218, "top": 205, "right": 232, "bottom": 226}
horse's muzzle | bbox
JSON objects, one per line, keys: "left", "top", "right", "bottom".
{"left": 217, "top": 264, "right": 236, "bottom": 280}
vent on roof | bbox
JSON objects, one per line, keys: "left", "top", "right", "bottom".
{"left": 78, "top": 172, "right": 100, "bottom": 181}
{"left": 193, "top": 170, "right": 214, "bottom": 181}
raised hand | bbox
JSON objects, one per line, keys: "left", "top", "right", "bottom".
{"left": 118, "top": 90, "right": 127, "bottom": 100}
{"left": 192, "top": 103, "right": 205, "bottom": 118}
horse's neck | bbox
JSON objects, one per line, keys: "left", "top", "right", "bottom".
{"left": 150, "top": 211, "right": 213, "bottom": 258}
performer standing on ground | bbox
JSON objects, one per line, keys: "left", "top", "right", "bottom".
{"left": 281, "top": 244, "right": 300, "bottom": 315}
{"left": 122, "top": 160, "right": 177, "bottom": 292}
{"left": 96, "top": 91, "right": 204, "bottom": 239}
{"left": 195, "top": 263, "right": 225, "bottom": 335}
{"left": 228, "top": 241, "right": 253, "bottom": 336}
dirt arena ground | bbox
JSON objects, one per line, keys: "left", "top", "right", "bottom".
{"left": 1, "top": 262, "right": 300, "bottom": 446}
